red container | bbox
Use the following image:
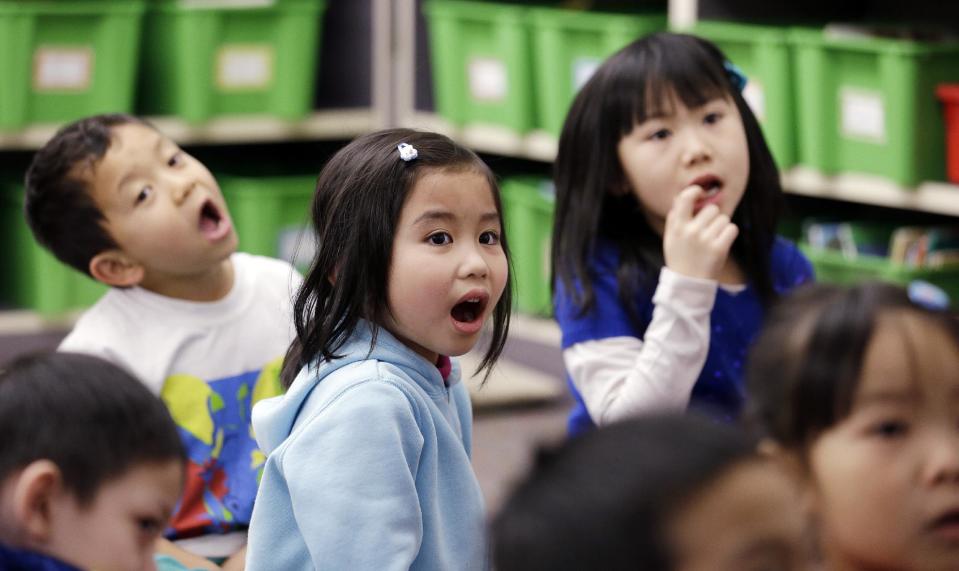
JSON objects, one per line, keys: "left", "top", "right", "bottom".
{"left": 938, "top": 84, "right": 959, "bottom": 184}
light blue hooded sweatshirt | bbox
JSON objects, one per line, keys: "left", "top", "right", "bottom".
{"left": 245, "top": 322, "right": 488, "bottom": 570}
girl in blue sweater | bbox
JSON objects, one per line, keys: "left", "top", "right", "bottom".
{"left": 245, "top": 129, "right": 511, "bottom": 570}
{"left": 552, "top": 32, "right": 813, "bottom": 434}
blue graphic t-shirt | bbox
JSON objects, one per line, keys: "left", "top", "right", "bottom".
{"left": 160, "top": 358, "right": 284, "bottom": 539}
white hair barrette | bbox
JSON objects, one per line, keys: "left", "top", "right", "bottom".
{"left": 397, "top": 142, "right": 418, "bottom": 162}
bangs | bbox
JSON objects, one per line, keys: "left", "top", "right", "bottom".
{"left": 603, "top": 34, "right": 730, "bottom": 137}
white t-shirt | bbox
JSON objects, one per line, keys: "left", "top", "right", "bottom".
{"left": 60, "top": 252, "right": 301, "bottom": 557}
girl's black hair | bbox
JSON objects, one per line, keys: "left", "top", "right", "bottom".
{"left": 552, "top": 32, "right": 782, "bottom": 324}
{"left": 492, "top": 413, "right": 758, "bottom": 570}
{"left": 747, "top": 281, "right": 959, "bottom": 451}
{"left": 280, "top": 128, "right": 512, "bottom": 388}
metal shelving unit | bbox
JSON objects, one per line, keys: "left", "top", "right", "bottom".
{"left": 0, "top": 109, "right": 379, "bottom": 151}
{"left": 3, "top": 0, "right": 959, "bottom": 334}
{"left": 396, "top": 0, "right": 959, "bottom": 218}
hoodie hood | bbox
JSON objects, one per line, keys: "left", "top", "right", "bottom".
{"left": 252, "top": 320, "right": 461, "bottom": 454}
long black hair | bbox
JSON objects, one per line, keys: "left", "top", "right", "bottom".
{"left": 280, "top": 129, "right": 512, "bottom": 387}
{"left": 552, "top": 32, "right": 783, "bottom": 324}
{"left": 747, "top": 281, "right": 959, "bottom": 451}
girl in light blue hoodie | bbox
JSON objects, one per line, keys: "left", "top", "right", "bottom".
{"left": 245, "top": 129, "right": 512, "bottom": 570}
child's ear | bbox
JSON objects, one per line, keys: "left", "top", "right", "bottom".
{"left": 758, "top": 438, "right": 800, "bottom": 472}
{"left": 12, "top": 460, "right": 62, "bottom": 542}
{"left": 758, "top": 438, "right": 820, "bottom": 513}
{"left": 89, "top": 250, "right": 144, "bottom": 287}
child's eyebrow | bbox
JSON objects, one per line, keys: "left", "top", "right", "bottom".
{"left": 479, "top": 211, "right": 500, "bottom": 224}
{"left": 412, "top": 210, "right": 454, "bottom": 225}
{"left": 115, "top": 136, "right": 165, "bottom": 193}
{"left": 731, "top": 539, "right": 795, "bottom": 562}
{"left": 642, "top": 110, "right": 671, "bottom": 121}
{"left": 412, "top": 210, "right": 500, "bottom": 225}
{"left": 854, "top": 390, "right": 917, "bottom": 407}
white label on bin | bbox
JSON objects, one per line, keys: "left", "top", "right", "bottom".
{"left": 33, "top": 47, "right": 93, "bottom": 91}
{"left": 840, "top": 88, "right": 886, "bottom": 143}
{"left": 180, "top": 0, "right": 274, "bottom": 9}
{"left": 277, "top": 226, "right": 315, "bottom": 272}
{"left": 742, "top": 79, "right": 765, "bottom": 122}
{"left": 216, "top": 45, "right": 273, "bottom": 90}
{"left": 468, "top": 57, "right": 508, "bottom": 102}
{"left": 571, "top": 57, "right": 600, "bottom": 92}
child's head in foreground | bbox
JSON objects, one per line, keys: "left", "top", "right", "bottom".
{"left": 0, "top": 352, "right": 185, "bottom": 571}
{"left": 25, "top": 113, "right": 237, "bottom": 297}
{"left": 749, "top": 281, "right": 959, "bottom": 570}
{"left": 492, "top": 414, "right": 809, "bottom": 571}
{"left": 281, "top": 128, "right": 512, "bottom": 386}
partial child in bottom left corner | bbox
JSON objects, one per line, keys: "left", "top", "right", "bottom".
{"left": 0, "top": 352, "right": 185, "bottom": 571}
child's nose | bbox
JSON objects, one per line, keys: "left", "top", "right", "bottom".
{"left": 681, "top": 130, "right": 712, "bottom": 166}
{"left": 459, "top": 244, "right": 489, "bottom": 279}
{"left": 172, "top": 179, "right": 196, "bottom": 205}
{"left": 922, "top": 429, "right": 959, "bottom": 486}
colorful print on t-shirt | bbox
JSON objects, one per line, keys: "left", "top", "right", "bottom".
{"left": 160, "top": 357, "right": 284, "bottom": 539}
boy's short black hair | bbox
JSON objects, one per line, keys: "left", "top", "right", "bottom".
{"left": 24, "top": 113, "right": 149, "bottom": 276}
{"left": 0, "top": 352, "right": 185, "bottom": 505}
{"left": 492, "top": 414, "right": 757, "bottom": 570}
{"left": 747, "top": 281, "right": 959, "bottom": 452}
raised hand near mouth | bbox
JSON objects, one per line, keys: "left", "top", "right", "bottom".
{"left": 663, "top": 184, "right": 739, "bottom": 281}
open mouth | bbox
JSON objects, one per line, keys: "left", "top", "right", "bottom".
{"left": 691, "top": 174, "right": 723, "bottom": 197}
{"left": 931, "top": 511, "right": 959, "bottom": 529}
{"left": 451, "top": 293, "right": 489, "bottom": 325}
{"left": 198, "top": 199, "right": 225, "bottom": 238}
{"left": 928, "top": 510, "right": 959, "bottom": 541}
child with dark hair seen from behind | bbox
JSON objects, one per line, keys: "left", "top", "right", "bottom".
{"left": 492, "top": 414, "right": 812, "bottom": 571}
{"left": 552, "top": 32, "right": 813, "bottom": 434}
{"left": 24, "top": 114, "right": 302, "bottom": 570}
{"left": 749, "top": 281, "right": 959, "bottom": 571}
{"left": 0, "top": 352, "right": 185, "bottom": 571}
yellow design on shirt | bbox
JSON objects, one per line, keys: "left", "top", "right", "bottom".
{"left": 161, "top": 373, "right": 214, "bottom": 445}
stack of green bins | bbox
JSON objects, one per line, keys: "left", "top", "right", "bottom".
{"left": 801, "top": 245, "right": 959, "bottom": 308}
{"left": 0, "top": 0, "right": 145, "bottom": 130}
{"left": 792, "top": 28, "right": 959, "bottom": 186}
{"left": 139, "top": 0, "right": 326, "bottom": 123}
{"left": 0, "top": 184, "right": 107, "bottom": 314}
{"left": 501, "top": 177, "right": 555, "bottom": 316}
{"left": 423, "top": 0, "right": 534, "bottom": 134}
{"left": 219, "top": 175, "right": 316, "bottom": 273}
{"left": 693, "top": 21, "right": 798, "bottom": 169}
{"left": 529, "top": 7, "right": 665, "bottom": 137}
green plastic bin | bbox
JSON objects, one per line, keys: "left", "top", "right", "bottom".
{"left": 530, "top": 7, "right": 665, "bottom": 137}
{"left": 139, "top": 0, "right": 325, "bottom": 123}
{"left": 694, "top": 21, "right": 798, "bottom": 168}
{"left": 0, "top": 0, "right": 145, "bottom": 130}
{"left": 220, "top": 175, "right": 315, "bottom": 271}
{"left": 501, "top": 177, "right": 555, "bottom": 315}
{"left": 792, "top": 28, "right": 959, "bottom": 186}
{"left": 801, "top": 244, "right": 959, "bottom": 308}
{"left": 424, "top": 0, "right": 534, "bottom": 133}
{"left": 0, "top": 185, "right": 107, "bottom": 314}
